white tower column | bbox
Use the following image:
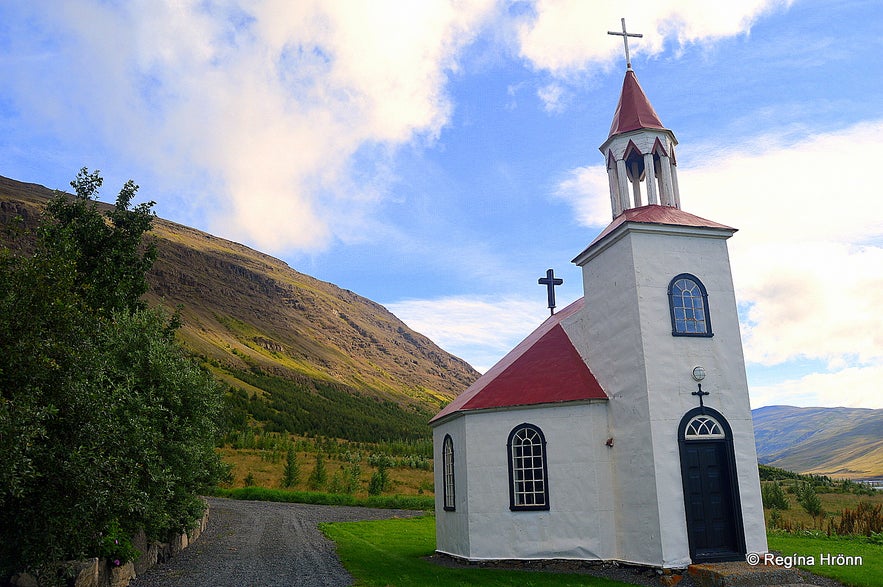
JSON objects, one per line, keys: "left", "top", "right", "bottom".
{"left": 629, "top": 161, "right": 643, "bottom": 207}
{"left": 608, "top": 166, "right": 623, "bottom": 217}
{"left": 616, "top": 158, "right": 631, "bottom": 211}
{"left": 643, "top": 152, "right": 659, "bottom": 205}
{"left": 658, "top": 155, "right": 674, "bottom": 207}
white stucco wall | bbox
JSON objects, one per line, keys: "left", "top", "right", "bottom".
{"left": 569, "top": 223, "right": 767, "bottom": 567}
{"left": 433, "top": 402, "right": 615, "bottom": 561}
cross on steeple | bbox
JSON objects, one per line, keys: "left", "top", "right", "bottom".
{"left": 608, "top": 17, "right": 643, "bottom": 69}
{"left": 538, "top": 269, "right": 563, "bottom": 315}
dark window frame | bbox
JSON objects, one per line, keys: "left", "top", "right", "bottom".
{"left": 507, "top": 423, "right": 550, "bottom": 511}
{"left": 668, "top": 273, "right": 713, "bottom": 337}
{"left": 442, "top": 434, "right": 455, "bottom": 511}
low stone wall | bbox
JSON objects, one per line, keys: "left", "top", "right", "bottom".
{"left": 9, "top": 505, "right": 209, "bottom": 587}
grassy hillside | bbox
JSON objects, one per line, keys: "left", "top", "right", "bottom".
{"left": 0, "top": 174, "right": 479, "bottom": 445}
{"left": 753, "top": 405, "right": 883, "bottom": 479}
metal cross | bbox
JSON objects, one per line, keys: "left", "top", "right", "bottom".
{"left": 692, "top": 383, "right": 710, "bottom": 411}
{"left": 538, "top": 269, "right": 563, "bottom": 315}
{"left": 608, "top": 17, "right": 643, "bottom": 69}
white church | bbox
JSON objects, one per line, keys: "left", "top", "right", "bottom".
{"left": 430, "top": 45, "right": 768, "bottom": 568}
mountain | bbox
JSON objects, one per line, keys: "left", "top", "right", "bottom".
{"left": 752, "top": 405, "right": 883, "bottom": 480}
{"left": 0, "top": 174, "right": 479, "bottom": 442}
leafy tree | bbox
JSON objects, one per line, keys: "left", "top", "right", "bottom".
{"left": 761, "top": 482, "right": 790, "bottom": 510}
{"left": 0, "top": 169, "right": 225, "bottom": 579}
{"left": 308, "top": 453, "right": 327, "bottom": 490}
{"left": 368, "top": 462, "right": 390, "bottom": 496}
{"left": 281, "top": 447, "right": 300, "bottom": 488}
{"left": 796, "top": 481, "right": 823, "bottom": 518}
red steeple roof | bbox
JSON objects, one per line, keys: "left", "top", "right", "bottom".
{"left": 607, "top": 69, "right": 665, "bottom": 138}
{"left": 430, "top": 299, "right": 607, "bottom": 424}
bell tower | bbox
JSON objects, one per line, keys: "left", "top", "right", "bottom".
{"left": 600, "top": 69, "right": 681, "bottom": 217}
{"left": 564, "top": 21, "right": 768, "bottom": 566}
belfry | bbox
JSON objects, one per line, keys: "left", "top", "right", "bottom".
{"left": 431, "top": 21, "right": 767, "bottom": 568}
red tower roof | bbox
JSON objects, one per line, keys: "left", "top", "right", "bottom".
{"left": 608, "top": 69, "right": 665, "bottom": 138}
{"left": 430, "top": 299, "right": 607, "bottom": 424}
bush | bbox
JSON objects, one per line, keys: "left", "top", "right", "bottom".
{"left": 281, "top": 447, "right": 300, "bottom": 488}
{"left": 795, "top": 482, "right": 823, "bottom": 518}
{"left": 0, "top": 169, "right": 226, "bottom": 578}
{"left": 762, "top": 482, "right": 790, "bottom": 510}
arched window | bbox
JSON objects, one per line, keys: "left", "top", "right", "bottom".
{"left": 683, "top": 415, "right": 726, "bottom": 439}
{"left": 442, "top": 434, "right": 455, "bottom": 511}
{"left": 507, "top": 424, "right": 550, "bottom": 511}
{"left": 668, "top": 273, "right": 713, "bottom": 337}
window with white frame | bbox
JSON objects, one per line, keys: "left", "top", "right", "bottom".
{"left": 442, "top": 434, "right": 455, "bottom": 511}
{"left": 507, "top": 423, "right": 549, "bottom": 511}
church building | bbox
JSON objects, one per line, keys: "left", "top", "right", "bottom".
{"left": 430, "top": 45, "right": 768, "bottom": 568}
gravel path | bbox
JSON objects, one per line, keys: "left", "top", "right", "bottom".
{"left": 129, "top": 497, "right": 421, "bottom": 587}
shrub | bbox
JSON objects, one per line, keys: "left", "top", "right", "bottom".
{"left": 762, "top": 482, "right": 790, "bottom": 510}
{"left": 308, "top": 453, "right": 327, "bottom": 490}
{"left": 795, "top": 482, "right": 823, "bottom": 518}
{"left": 0, "top": 170, "right": 226, "bottom": 578}
{"left": 281, "top": 447, "right": 300, "bottom": 488}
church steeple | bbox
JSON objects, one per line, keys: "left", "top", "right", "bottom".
{"left": 599, "top": 68, "right": 681, "bottom": 218}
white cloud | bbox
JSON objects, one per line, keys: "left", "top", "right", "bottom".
{"left": 515, "top": 0, "right": 791, "bottom": 108}
{"left": 554, "top": 164, "right": 612, "bottom": 227}
{"left": 5, "top": 0, "right": 498, "bottom": 253}
{"left": 556, "top": 121, "right": 883, "bottom": 404}
{"left": 386, "top": 295, "right": 544, "bottom": 372}
{"left": 749, "top": 364, "right": 883, "bottom": 409}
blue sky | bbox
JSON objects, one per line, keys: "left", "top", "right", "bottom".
{"left": 2, "top": 1, "right": 881, "bottom": 409}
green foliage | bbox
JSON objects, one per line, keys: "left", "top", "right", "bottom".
{"left": 281, "top": 447, "right": 300, "bottom": 488}
{"left": 222, "top": 366, "right": 432, "bottom": 442}
{"left": 0, "top": 170, "right": 225, "bottom": 578}
{"left": 97, "top": 520, "right": 140, "bottom": 567}
{"left": 796, "top": 481, "right": 823, "bottom": 518}
{"left": 368, "top": 462, "right": 390, "bottom": 496}
{"left": 762, "top": 482, "right": 790, "bottom": 510}
{"left": 308, "top": 453, "right": 327, "bottom": 490}
{"left": 212, "top": 486, "right": 434, "bottom": 510}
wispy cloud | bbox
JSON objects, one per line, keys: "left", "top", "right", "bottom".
{"left": 386, "top": 295, "right": 543, "bottom": 372}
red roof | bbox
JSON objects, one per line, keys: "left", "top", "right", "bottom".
{"left": 430, "top": 299, "right": 607, "bottom": 424}
{"left": 584, "top": 204, "right": 736, "bottom": 251}
{"left": 608, "top": 69, "right": 665, "bottom": 138}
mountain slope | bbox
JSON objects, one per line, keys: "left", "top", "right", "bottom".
{"left": 0, "top": 175, "right": 478, "bottom": 440}
{"left": 753, "top": 405, "right": 883, "bottom": 479}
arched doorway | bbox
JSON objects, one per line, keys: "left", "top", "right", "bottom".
{"left": 678, "top": 407, "right": 746, "bottom": 562}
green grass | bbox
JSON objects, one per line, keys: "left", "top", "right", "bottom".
{"left": 212, "top": 486, "right": 435, "bottom": 510}
{"left": 320, "top": 516, "right": 633, "bottom": 586}
{"left": 767, "top": 531, "right": 883, "bottom": 587}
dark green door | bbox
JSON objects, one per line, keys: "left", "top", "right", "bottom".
{"left": 682, "top": 440, "right": 742, "bottom": 562}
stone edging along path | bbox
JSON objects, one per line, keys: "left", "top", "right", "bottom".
{"left": 9, "top": 506, "right": 210, "bottom": 587}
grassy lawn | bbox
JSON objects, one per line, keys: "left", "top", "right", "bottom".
{"left": 767, "top": 531, "right": 883, "bottom": 587}
{"left": 320, "top": 516, "right": 632, "bottom": 586}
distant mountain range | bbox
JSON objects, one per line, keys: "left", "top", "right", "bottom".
{"left": 752, "top": 405, "right": 883, "bottom": 480}
{"left": 0, "top": 174, "right": 479, "bottom": 443}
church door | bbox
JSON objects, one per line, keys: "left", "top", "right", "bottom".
{"left": 678, "top": 408, "right": 745, "bottom": 563}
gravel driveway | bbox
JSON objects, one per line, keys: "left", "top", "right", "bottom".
{"left": 130, "top": 497, "right": 421, "bottom": 587}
